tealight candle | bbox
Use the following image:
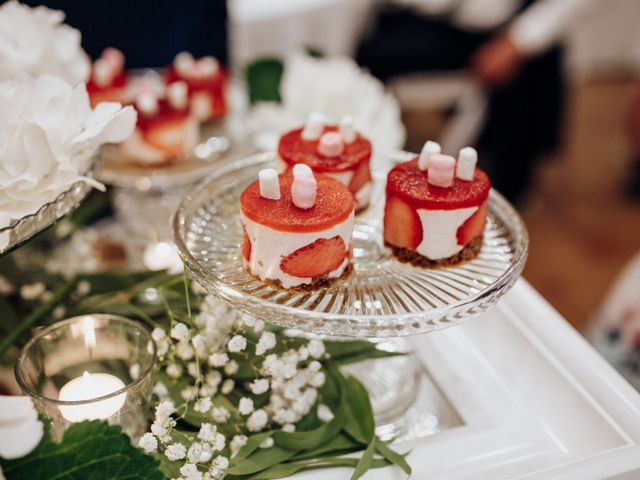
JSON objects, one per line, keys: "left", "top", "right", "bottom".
{"left": 58, "top": 372, "right": 126, "bottom": 422}
{"left": 143, "top": 241, "right": 183, "bottom": 273}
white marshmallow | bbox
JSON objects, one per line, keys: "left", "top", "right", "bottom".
{"left": 301, "top": 113, "right": 325, "bottom": 140}
{"left": 456, "top": 147, "right": 477, "bottom": 181}
{"left": 136, "top": 92, "right": 159, "bottom": 116}
{"left": 293, "top": 163, "right": 313, "bottom": 178}
{"left": 174, "top": 51, "right": 195, "bottom": 76}
{"left": 427, "top": 154, "right": 455, "bottom": 188}
{"left": 418, "top": 140, "right": 441, "bottom": 171}
{"left": 318, "top": 132, "right": 344, "bottom": 157}
{"left": 167, "top": 81, "right": 188, "bottom": 110}
{"left": 339, "top": 116, "right": 357, "bottom": 144}
{"left": 93, "top": 58, "right": 114, "bottom": 88}
{"left": 258, "top": 168, "right": 280, "bottom": 200}
{"left": 291, "top": 174, "right": 317, "bottom": 209}
{"left": 198, "top": 56, "right": 219, "bottom": 77}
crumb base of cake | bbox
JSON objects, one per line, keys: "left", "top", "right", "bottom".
{"left": 247, "top": 263, "right": 353, "bottom": 291}
{"left": 387, "top": 236, "right": 483, "bottom": 268}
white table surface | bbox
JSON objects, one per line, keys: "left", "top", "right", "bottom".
{"left": 291, "top": 279, "right": 640, "bottom": 479}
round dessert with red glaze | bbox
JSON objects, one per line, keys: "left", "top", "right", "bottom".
{"left": 384, "top": 150, "right": 491, "bottom": 267}
{"left": 87, "top": 71, "right": 128, "bottom": 108}
{"left": 278, "top": 125, "right": 373, "bottom": 211}
{"left": 165, "top": 66, "right": 227, "bottom": 121}
{"left": 240, "top": 172, "right": 355, "bottom": 290}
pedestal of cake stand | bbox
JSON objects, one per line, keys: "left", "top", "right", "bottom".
{"left": 173, "top": 151, "right": 529, "bottom": 439}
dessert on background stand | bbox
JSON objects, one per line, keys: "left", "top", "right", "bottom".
{"left": 174, "top": 147, "right": 528, "bottom": 437}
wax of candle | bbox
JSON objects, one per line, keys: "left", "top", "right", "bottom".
{"left": 58, "top": 372, "right": 126, "bottom": 422}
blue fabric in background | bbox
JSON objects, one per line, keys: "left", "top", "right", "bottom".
{"left": 20, "top": 0, "right": 228, "bottom": 67}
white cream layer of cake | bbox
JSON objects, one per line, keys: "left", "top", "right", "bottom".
{"left": 276, "top": 157, "right": 371, "bottom": 210}
{"left": 241, "top": 211, "right": 354, "bottom": 289}
{"left": 415, "top": 206, "right": 478, "bottom": 260}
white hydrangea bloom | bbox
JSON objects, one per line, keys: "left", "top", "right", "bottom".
{"left": 198, "top": 423, "right": 217, "bottom": 442}
{"left": 211, "top": 432, "right": 226, "bottom": 452}
{"left": 238, "top": 397, "right": 254, "bottom": 416}
{"left": 179, "top": 463, "right": 202, "bottom": 480}
{"left": 247, "top": 409, "right": 268, "bottom": 432}
{"left": 138, "top": 433, "right": 158, "bottom": 453}
{"left": 165, "top": 443, "right": 187, "bottom": 461}
{"left": 212, "top": 455, "right": 229, "bottom": 470}
{"left": 227, "top": 335, "right": 247, "bottom": 352}
{"left": 156, "top": 401, "right": 175, "bottom": 421}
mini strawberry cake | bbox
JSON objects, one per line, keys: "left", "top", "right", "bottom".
{"left": 384, "top": 142, "right": 490, "bottom": 267}
{"left": 165, "top": 52, "right": 227, "bottom": 122}
{"left": 87, "top": 48, "right": 128, "bottom": 108}
{"left": 277, "top": 114, "right": 373, "bottom": 211}
{"left": 119, "top": 82, "right": 199, "bottom": 166}
{"left": 240, "top": 165, "right": 355, "bottom": 290}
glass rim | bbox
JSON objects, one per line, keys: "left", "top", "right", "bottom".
{"left": 15, "top": 314, "right": 157, "bottom": 406}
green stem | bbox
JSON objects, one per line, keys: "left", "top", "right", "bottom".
{"left": 0, "top": 277, "right": 78, "bottom": 358}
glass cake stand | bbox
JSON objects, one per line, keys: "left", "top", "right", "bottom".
{"left": 0, "top": 180, "right": 93, "bottom": 257}
{"left": 173, "top": 151, "right": 529, "bottom": 436}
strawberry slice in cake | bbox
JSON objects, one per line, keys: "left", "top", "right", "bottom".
{"left": 277, "top": 113, "right": 373, "bottom": 211}
{"left": 384, "top": 142, "right": 491, "bottom": 267}
{"left": 87, "top": 48, "right": 128, "bottom": 108}
{"left": 119, "top": 81, "right": 199, "bottom": 166}
{"left": 166, "top": 52, "right": 228, "bottom": 122}
{"left": 240, "top": 165, "right": 355, "bottom": 289}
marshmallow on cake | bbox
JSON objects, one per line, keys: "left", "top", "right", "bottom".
{"left": 87, "top": 48, "right": 128, "bottom": 107}
{"left": 119, "top": 81, "right": 199, "bottom": 166}
{"left": 165, "top": 52, "right": 227, "bottom": 122}
{"left": 277, "top": 113, "right": 373, "bottom": 211}
{"left": 384, "top": 141, "right": 490, "bottom": 267}
{"left": 240, "top": 164, "right": 355, "bottom": 290}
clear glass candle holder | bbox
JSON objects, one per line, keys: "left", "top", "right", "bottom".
{"left": 15, "top": 315, "right": 156, "bottom": 441}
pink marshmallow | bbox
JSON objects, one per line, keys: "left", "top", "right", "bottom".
{"left": 317, "top": 132, "right": 344, "bottom": 157}
{"left": 102, "top": 48, "right": 125, "bottom": 73}
{"left": 291, "top": 175, "right": 317, "bottom": 209}
{"left": 427, "top": 154, "right": 456, "bottom": 188}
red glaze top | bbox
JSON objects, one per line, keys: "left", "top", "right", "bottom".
{"left": 165, "top": 66, "right": 227, "bottom": 118}
{"left": 386, "top": 159, "right": 491, "bottom": 210}
{"left": 135, "top": 99, "right": 190, "bottom": 133}
{"left": 240, "top": 174, "right": 354, "bottom": 233}
{"left": 278, "top": 126, "right": 372, "bottom": 173}
{"left": 86, "top": 71, "right": 128, "bottom": 94}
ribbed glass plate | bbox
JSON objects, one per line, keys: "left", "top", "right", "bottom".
{"left": 174, "top": 151, "right": 528, "bottom": 337}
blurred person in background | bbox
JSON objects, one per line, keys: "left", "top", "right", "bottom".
{"left": 358, "top": 0, "right": 592, "bottom": 203}
{"left": 628, "top": 82, "right": 640, "bottom": 199}
{"left": 21, "top": 0, "right": 228, "bottom": 67}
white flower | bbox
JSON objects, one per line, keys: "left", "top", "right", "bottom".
{"left": 249, "top": 378, "right": 270, "bottom": 395}
{"left": 210, "top": 432, "right": 226, "bottom": 452}
{"left": 194, "top": 397, "right": 212, "bottom": 413}
{"left": 208, "top": 353, "right": 229, "bottom": 368}
{"left": 255, "top": 331, "right": 276, "bottom": 356}
{"left": 138, "top": 433, "right": 158, "bottom": 453}
{"left": 212, "top": 455, "right": 229, "bottom": 470}
{"left": 156, "top": 401, "right": 175, "bottom": 421}
{"left": 0, "top": 75, "right": 135, "bottom": 237}
{"left": 247, "top": 409, "right": 268, "bottom": 432}
{"left": 171, "top": 323, "right": 190, "bottom": 341}
{"left": 187, "top": 442, "right": 205, "bottom": 464}
{"left": 211, "top": 407, "right": 230, "bottom": 423}
{"left": 259, "top": 437, "right": 274, "bottom": 449}
{"left": 298, "top": 347, "right": 309, "bottom": 361}
{"left": 205, "top": 371, "right": 222, "bottom": 388}
{"left": 224, "top": 360, "right": 239, "bottom": 375}
{"left": 273, "top": 408, "right": 296, "bottom": 425}
{"left": 150, "top": 420, "right": 169, "bottom": 440}
{"left": 230, "top": 435, "right": 248, "bottom": 457}
{"left": 152, "top": 382, "right": 169, "bottom": 399}
{"left": 0, "top": 1, "right": 90, "bottom": 84}
{"left": 166, "top": 363, "right": 183, "bottom": 379}
{"left": 187, "top": 362, "right": 199, "bottom": 378}
{"left": 308, "top": 340, "right": 325, "bottom": 359}
{"left": 221, "top": 379, "right": 234, "bottom": 395}
{"left": 181, "top": 386, "right": 198, "bottom": 401}
{"left": 191, "top": 334, "right": 207, "bottom": 358}
{"left": 180, "top": 463, "right": 202, "bottom": 480}
{"left": 52, "top": 305, "right": 65, "bottom": 320}
{"left": 227, "top": 335, "right": 247, "bottom": 352}
{"left": 165, "top": 442, "right": 187, "bottom": 461}
{"left": 0, "top": 396, "right": 44, "bottom": 459}
{"left": 308, "top": 360, "right": 322, "bottom": 372}
{"left": 0, "top": 274, "right": 14, "bottom": 295}
{"left": 129, "top": 363, "right": 140, "bottom": 380}
{"left": 156, "top": 339, "right": 170, "bottom": 358}
{"left": 262, "top": 354, "right": 284, "bottom": 377}
{"left": 282, "top": 423, "right": 296, "bottom": 433}
{"left": 310, "top": 371, "right": 326, "bottom": 387}
{"left": 176, "top": 341, "right": 195, "bottom": 361}
{"left": 254, "top": 319, "right": 265, "bottom": 333}
{"left": 19, "top": 282, "right": 45, "bottom": 300}
{"left": 317, "top": 404, "right": 334, "bottom": 423}
{"left": 238, "top": 397, "right": 254, "bottom": 415}
{"left": 242, "top": 314, "right": 256, "bottom": 327}
{"left": 152, "top": 328, "right": 166, "bottom": 342}
{"left": 76, "top": 280, "right": 91, "bottom": 296}
{"left": 198, "top": 423, "right": 217, "bottom": 442}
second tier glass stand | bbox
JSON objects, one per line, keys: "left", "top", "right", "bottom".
{"left": 174, "top": 151, "right": 529, "bottom": 439}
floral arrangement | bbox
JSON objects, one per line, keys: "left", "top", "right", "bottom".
{"left": 0, "top": 74, "right": 136, "bottom": 243}
{"left": 0, "top": 243, "right": 411, "bottom": 480}
{"left": 0, "top": 1, "right": 90, "bottom": 85}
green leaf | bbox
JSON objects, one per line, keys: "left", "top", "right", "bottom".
{"left": 376, "top": 441, "right": 412, "bottom": 476}
{"left": 230, "top": 432, "right": 274, "bottom": 466}
{"left": 245, "top": 58, "right": 283, "bottom": 104}
{"left": 226, "top": 446, "right": 297, "bottom": 476}
{"left": 341, "top": 375, "right": 375, "bottom": 444}
{"left": 351, "top": 437, "right": 377, "bottom": 480}
{"left": 239, "top": 456, "right": 392, "bottom": 480}
{"left": 0, "top": 421, "right": 163, "bottom": 480}
{"left": 291, "top": 433, "right": 360, "bottom": 461}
